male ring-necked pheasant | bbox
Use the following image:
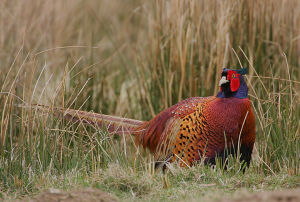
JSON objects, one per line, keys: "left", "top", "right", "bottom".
{"left": 29, "top": 68, "right": 256, "bottom": 169}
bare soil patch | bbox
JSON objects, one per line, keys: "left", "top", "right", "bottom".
{"left": 222, "top": 188, "right": 300, "bottom": 202}
{"left": 19, "top": 187, "right": 300, "bottom": 202}
{"left": 24, "top": 188, "right": 118, "bottom": 202}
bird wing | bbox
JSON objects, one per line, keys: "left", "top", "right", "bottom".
{"left": 170, "top": 98, "right": 215, "bottom": 166}
{"left": 135, "top": 96, "right": 216, "bottom": 163}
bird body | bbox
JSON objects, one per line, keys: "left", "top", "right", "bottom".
{"left": 26, "top": 68, "right": 256, "bottom": 169}
{"left": 135, "top": 95, "right": 255, "bottom": 168}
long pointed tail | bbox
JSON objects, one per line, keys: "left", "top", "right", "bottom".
{"left": 20, "top": 104, "right": 145, "bottom": 135}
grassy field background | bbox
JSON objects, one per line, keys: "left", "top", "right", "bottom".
{"left": 0, "top": 0, "right": 299, "bottom": 201}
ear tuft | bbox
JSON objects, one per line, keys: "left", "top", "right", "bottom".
{"left": 237, "top": 68, "right": 248, "bottom": 75}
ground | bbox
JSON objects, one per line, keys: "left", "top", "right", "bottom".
{"left": 20, "top": 188, "right": 118, "bottom": 202}
{"left": 17, "top": 188, "right": 300, "bottom": 202}
{"left": 221, "top": 189, "right": 300, "bottom": 202}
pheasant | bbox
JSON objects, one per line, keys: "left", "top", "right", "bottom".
{"left": 27, "top": 68, "right": 256, "bottom": 169}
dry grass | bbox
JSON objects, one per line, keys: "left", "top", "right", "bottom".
{"left": 0, "top": 0, "right": 299, "bottom": 200}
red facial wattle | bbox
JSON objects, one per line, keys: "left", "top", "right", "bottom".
{"left": 227, "top": 70, "right": 240, "bottom": 92}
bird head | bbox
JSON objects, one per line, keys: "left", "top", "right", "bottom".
{"left": 218, "top": 68, "right": 248, "bottom": 98}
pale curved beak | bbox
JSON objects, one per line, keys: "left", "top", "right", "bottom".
{"left": 219, "top": 76, "right": 229, "bottom": 86}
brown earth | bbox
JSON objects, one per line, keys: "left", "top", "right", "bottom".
{"left": 221, "top": 188, "right": 300, "bottom": 202}
{"left": 24, "top": 188, "right": 118, "bottom": 202}
{"left": 20, "top": 187, "right": 300, "bottom": 202}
